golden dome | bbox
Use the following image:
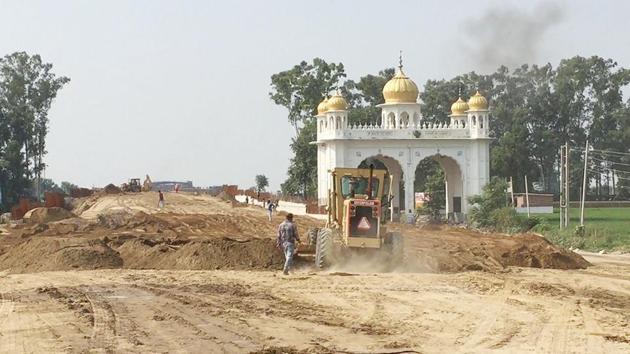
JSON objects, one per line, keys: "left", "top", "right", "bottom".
{"left": 327, "top": 92, "right": 347, "bottom": 111}
{"left": 468, "top": 91, "right": 488, "bottom": 110}
{"left": 450, "top": 97, "right": 469, "bottom": 115}
{"left": 382, "top": 69, "right": 419, "bottom": 103}
{"left": 317, "top": 97, "right": 328, "bottom": 115}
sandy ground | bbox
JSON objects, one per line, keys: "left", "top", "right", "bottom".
{"left": 0, "top": 253, "right": 628, "bottom": 353}
{"left": 0, "top": 192, "right": 628, "bottom": 353}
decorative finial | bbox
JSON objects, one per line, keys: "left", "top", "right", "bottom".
{"left": 398, "top": 50, "right": 403, "bottom": 70}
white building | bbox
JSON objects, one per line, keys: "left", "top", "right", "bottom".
{"left": 315, "top": 61, "right": 491, "bottom": 221}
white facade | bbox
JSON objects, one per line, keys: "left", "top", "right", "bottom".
{"left": 315, "top": 82, "right": 491, "bottom": 220}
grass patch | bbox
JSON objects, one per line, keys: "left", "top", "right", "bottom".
{"left": 531, "top": 208, "right": 630, "bottom": 252}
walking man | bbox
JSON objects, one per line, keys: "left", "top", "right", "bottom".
{"left": 277, "top": 213, "right": 300, "bottom": 275}
{"left": 267, "top": 199, "right": 274, "bottom": 221}
{"left": 158, "top": 190, "right": 165, "bottom": 208}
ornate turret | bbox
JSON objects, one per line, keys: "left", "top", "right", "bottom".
{"left": 467, "top": 91, "right": 488, "bottom": 111}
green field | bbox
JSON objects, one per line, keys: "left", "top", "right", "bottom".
{"left": 531, "top": 208, "right": 630, "bottom": 252}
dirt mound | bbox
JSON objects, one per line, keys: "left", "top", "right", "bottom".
{"left": 23, "top": 207, "right": 75, "bottom": 224}
{"left": 97, "top": 210, "right": 170, "bottom": 231}
{"left": 0, "top": 234, "right": 284, "bottom": 273}
{"left": 115, "top": 237, "right": 284, "bottom": 270}
{"left": 496, "top": 234, "right": 590, "bottom": 269}
{"left": 103, "top": 183, "right": 122, "bottom": 194}
{"left": 400, "top": 225, "right": 589, "bottom": 272}
{"left": 0, "top": 237, "right": 122, "bottom": 273}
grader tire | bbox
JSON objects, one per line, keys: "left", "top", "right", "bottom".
{"left": 306, "top": 228, "right": 319, "bottom": 246}
{"left": 315, "top": 228, "right": 335, "bottom": 269}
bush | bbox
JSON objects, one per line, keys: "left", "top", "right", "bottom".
{"left": 468, "top": 177, "right": 540, "bottom": 233}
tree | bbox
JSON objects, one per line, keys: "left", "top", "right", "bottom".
{"left": 281, "top": 120, "right": 318, "bottom": 198}
{"left": 255, "top": 175, "right": 269, "bottom": 193}
{"left": 60, "top": 181, "right": 78, "bottom": 195}
{"left": 269, "top": 58, "right": 346, "bottom": 135}
{"left": 270, "top": 59, "right": 346, "bottom": 199}
{"left": 0, "top": 52, "right": 69, "bottom": 210}
{"left": 39, "top": 178, "right": 63, "bottom": 194}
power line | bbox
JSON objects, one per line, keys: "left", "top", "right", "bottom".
{"left": 573, "top": 147, "right": 630, "bottom": 157}
{"left": 587, "top": 168, "right": 630, "bottom": 181}
{"left": 588, "top": 156, "right": 630, "bottom": 168}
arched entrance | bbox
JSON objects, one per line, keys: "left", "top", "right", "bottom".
{"left": 413, "top": 154, "right": 463, "bottom": 222}
{"left": 358, "top": 154, "right": 404, "bottom": 220}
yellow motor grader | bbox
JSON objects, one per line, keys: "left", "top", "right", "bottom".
{"left": 302, "top": 165, "right": 403, "bottom": 269}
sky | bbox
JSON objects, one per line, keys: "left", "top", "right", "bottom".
{"left": 1, "top": 0, "right": 629, "bottom": 191}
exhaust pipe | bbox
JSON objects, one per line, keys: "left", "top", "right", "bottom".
{"left": 366, "top": 164, "right": 374, "bottom": 199}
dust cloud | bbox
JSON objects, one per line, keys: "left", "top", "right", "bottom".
{"left": 461, "top": 2, "right": 565, "bottom": 72}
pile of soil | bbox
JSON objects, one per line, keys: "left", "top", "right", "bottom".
{"left": 116, "top": 236, "right": 284, "bottom": 270}
{"left": 0, "top": 235, "right": 284, "bottom": 273}
{"left": 97, "top": 210, "right": 170, "bottom": 231}
{"left": 23, "top": 207, "right": 75, "bottom": 224}
{"left": 0, "top": 237, "right": 122, "bottom": 273}
{"left": 399, "top": 225, "right": 589, "bottom": 272}
{"left": 103, "top": 184, "right": 122, "bottom": 194}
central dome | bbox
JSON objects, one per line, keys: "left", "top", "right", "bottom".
{"left": 382, "top": 68, "right": 419, "bottom": 103}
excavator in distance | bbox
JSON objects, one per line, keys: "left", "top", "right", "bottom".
{"left": 301, "top": 165, "right": 403, "bottom": 269}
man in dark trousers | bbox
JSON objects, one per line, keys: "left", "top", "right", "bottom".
{"left": 157, "top": 190, "right": 165, "bottom": 208}
{"left": 277, "top": 213, "right": 300, "bottom": 275}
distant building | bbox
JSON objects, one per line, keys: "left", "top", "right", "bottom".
{"left": 152, "top": 181, "right": 194, "bottom": 192}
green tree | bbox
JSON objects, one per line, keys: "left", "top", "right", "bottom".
{"left": 269, "top": 58, "right": 346, "bottom": 134}
{"left": 255, "top": 174, "right": 269, "bottom": 193}
{"left": 39, "top": 178, "right": 63, "bottom": 194}
{"left": 60, "top": 181, "right": 78, "bottom": 195}
{"left": 0, "top": 52, "right": 69, "bottom": 210}
{"left": 281, "top": 120, "right": 318, "bottom": 198}
{"left": 270, "top": 59, "right": 346, "bottom": 198}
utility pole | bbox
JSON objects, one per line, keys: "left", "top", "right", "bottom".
{"left": 559, "top": 143, "right": 570, "bottom": 229}
{"left": 580, "top": 140, "right": 589, "bottom": 228}
{"left": 525, "top": 175, "right": 530, "bottom": 218}
{"left": 508, "top": 177, "right": 514, "bottom": 206}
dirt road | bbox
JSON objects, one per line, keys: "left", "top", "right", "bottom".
{"left": 1, "top": 251, "right": 629, "bottom": 353}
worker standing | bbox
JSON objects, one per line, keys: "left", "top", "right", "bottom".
{"left": 158, "top": 190, "right": 165, "bottom": 208}
{"left": 267, "top": 199, "right": 273, "bottom": 221}
{"left": 277, "top": 213, "right": 300, "bottom": 275}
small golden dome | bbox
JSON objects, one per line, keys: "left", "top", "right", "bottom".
{"left": 317, "top": 97, "right": 328, "bottom": 115}
{"left": 327, "top": 92, "right": 347, "bottom": 111}
{"left": 450, "top": 97, "right": 469, "bottom": 115}
{"left": 468, "top": 91, "right": 488, "bottom": 110}
{"left": 382, "top": 69, "right": 419, "bottom": 103}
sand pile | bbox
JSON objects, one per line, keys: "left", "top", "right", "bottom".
{"left": 0, "top": 238, "right": 122, "bottom": 273}
{"left": 400, "top": 226, "right": 589, "bottom": 272}
{"left": 116, "top": 236, "right": 284, "bottom": 270}
{"left": 0, "top": 235, "right": 284, "bottom": 273}
{"left": 23, "top": 207, "right": 75, "bottom": 224}
{"left": 103, "top": 184, "right": 122, "bottom": 194}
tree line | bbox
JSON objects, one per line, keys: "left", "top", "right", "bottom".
{"left": 0, "top": 52, "right": 69, "bottom": 211}
{"left": 270, "top": 56, "right": 630, "bottom": 201}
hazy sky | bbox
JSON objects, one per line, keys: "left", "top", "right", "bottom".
{"left": 1, "top": 0, "right": 629, "bottom": 190}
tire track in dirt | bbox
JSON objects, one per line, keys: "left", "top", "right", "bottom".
{"left": 84, "top": 289, "right": 118, "bottom": 353}
{"left": 116, "top": 283, "right": 259, "bottom": 352}
{"left": 0, "top": 291, "right": 17, "bottom": 352}
{"left": 456, "top": 277, "right": 514, "bottom": 351}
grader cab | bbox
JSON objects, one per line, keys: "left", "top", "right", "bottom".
{"left": 305, "top": 165, "right": 403, "bottom": 269}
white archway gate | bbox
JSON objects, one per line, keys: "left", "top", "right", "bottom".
{"left": 314, "top": 65, "right": 491, "bottom": 221}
